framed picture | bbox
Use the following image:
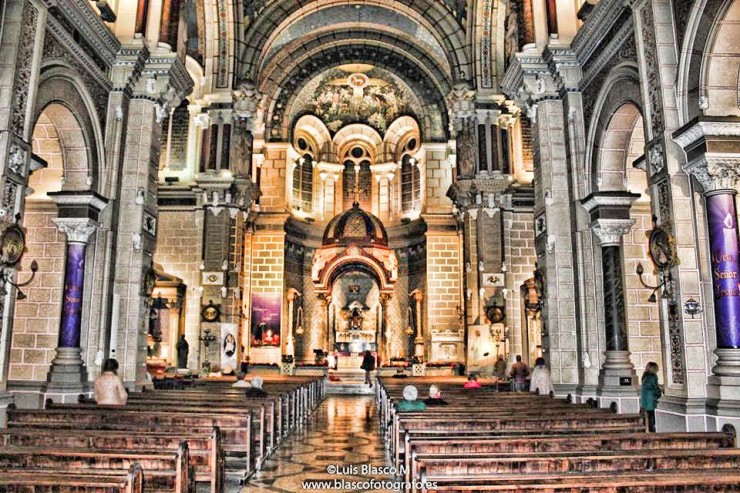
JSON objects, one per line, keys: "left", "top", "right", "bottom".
{"left": 250, "top": 293, "right": 281, "bottom": 347}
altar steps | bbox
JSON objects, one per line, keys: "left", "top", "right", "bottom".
{"left": 326, "top": 369, "right": 376, "bottom": 395}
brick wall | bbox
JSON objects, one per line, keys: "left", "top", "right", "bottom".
{"left": 10, "top": 204, "right": 65, "bottom": 381}
{"left": 425, "top": 230, "right": 462, "bottom": 330}
{"left": 259, "top": 144, "right": 288, "bottom": 212}
{"left": 423, "top": 144, "right": 454, "bottom": 214}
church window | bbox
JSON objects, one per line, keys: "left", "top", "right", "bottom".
{"left": 401, "top": 154, "right": 421, "bottom": 213}
{"left": 292, "top": 154, "right": 313, "bottom": 213}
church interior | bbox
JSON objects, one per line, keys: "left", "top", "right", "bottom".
{"left": 0, "top": 0, "right": 740, "bottom": 491}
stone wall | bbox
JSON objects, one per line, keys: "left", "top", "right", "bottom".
{"left": 153, "top": 209, "right": 204, "bottom": 368}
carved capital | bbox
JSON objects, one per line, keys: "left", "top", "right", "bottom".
{"left": 411, "top": 289, "right": 424, "bottom": 303}
{"left": 52, "top": 218, "right": 100, "bottom": 244}
{"left": 683, "top": 155, "right": 740, "bottom": 192}
{"left": 591, "top": 218, "right": 635, "bottom": 246}
{"left": 446, "top": 83, "right": 476, "bottom": 122}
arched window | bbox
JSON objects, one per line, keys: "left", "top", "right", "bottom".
{"left": 292, "top": 154, "right": 313, "bottom": 212}
{"left": 401, "top": 154, "right": 421, "bottom": 213}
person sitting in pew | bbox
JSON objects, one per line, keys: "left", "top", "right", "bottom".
{"left": 423, "top": 385, "right": 449, "bottom": 406}
{"left": 245, "top": 376, "right": 268, "bottom": 398}
{"left": 529, "top": 357, "right": 554, "bottom": 395}
{"left": 94, "top": 358, "right": 128, "bottom": 406}
{"left": 463, "top": 374, "right": 481, "bottom": 389}
{"left": 396, "top": 385, "right": 426, "bottom": 412}
{"left": 232, "top": 373, "right": 252, "bottom": 388}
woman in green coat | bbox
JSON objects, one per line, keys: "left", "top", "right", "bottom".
{"left": 640, "top": 362, "right": 662, "bottom": 432}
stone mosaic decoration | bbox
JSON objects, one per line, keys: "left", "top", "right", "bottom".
{"left": 216, "top": 0, "right": 230, "bottom": 88}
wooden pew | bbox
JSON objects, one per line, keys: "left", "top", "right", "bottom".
{"left": 404, "top": 430, "right": 735, "bottom": 485}
{"left": 0, "top": 426, "right": 222, "bottom": 493}
{"left": 0, "top": 442, "right": 191, "bottom": 493}
{"left": 0, "top": 463, "right": 144, "bottom": 493}
{"left": 8, "top": 407, "right": 251, "bottom": 482}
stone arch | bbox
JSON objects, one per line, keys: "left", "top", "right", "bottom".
{"left": 238, "top": 0, "right": 469, "bottom": 85}
{"left": 292, "top": 116, "right": 332, "bottom": 161}
{"left": 33, "top": 67, "right": 104, "bottom": 194}
{"left": 333, "top": 124, "right": 384, "bottom": 163}
{"left": 677, "top": 0, "right": 739, "bottom": 122}
{"left": 383, "top": 116, "right": 421, "bottom": 162}
{"left": 585, "top": 65, "right": 644, "bottom": 199}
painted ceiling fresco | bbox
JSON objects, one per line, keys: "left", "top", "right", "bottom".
{"left": 297, "top": 64, "right": 415, "bottom": 135}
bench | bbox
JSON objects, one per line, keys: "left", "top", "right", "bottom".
{"left": 0, "top": 463, "right": 144, "bottom": 493}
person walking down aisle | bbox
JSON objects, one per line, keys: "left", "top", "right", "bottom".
{"left": 510, "top": 355, "right": 529, "bottom": 392}
{"left": 361, "top": 350, "right": 376, "bottom": 387}
{"left": 641, "top": 362, "right": 662, "bottom": 432}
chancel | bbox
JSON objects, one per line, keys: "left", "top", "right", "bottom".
{"left": 0, "top": 0, "right": 740, "bottom": 491}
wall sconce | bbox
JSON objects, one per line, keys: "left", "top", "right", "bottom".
{"left": 220, "top": 286, "right": 228, "bottom": 298}
{"left": 684, "top": 298, "right": 702, "bottom": 318}
{"left": 0, "top": 260, "right": 39, "bottom": 300}
{"left": 199, "top": 260, "right": 206, "bottom": 271}
{"left": 636, "top": 262, "right": 672, "bottom": 303}
{"left": 135, "top": 188, "right": 145, "bottom": 205}
{"left": 197, "top": 286, "right": 204, "bottom": 296}
{"left": 295, "top": 306, "right": 304, "bottom": 336}
{"left": 221, "top": 259, "right": 229, "bottom": 271}
{"left": 500, "top": 261, "right": 507, "bottom": 273}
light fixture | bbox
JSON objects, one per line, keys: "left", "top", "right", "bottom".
{"left": 636, "top": 262, "right": 672, "bottom": 303}
{"left": 0, "top": 260, "right": 39, "bottom": 300}
{"left": 220, "top": 286, "right": 228, "bottom": 298}
{"left": 405, "top": 307, "right": 414, "bottom": 337}
{"left": 221, "top": 259, "right": 229, "bottom": 271}
{"left": 295, "top": 306, "right": 304, "bottom": 336}
{"left": 199, "top": 260, "right": 206, "bottom": 271}
{"left": 684, "top": 298, "right": 702, "bottom": 318}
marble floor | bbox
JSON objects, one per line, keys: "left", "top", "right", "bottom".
{"left": 239, "top": 395, "right": 399, "bottom": 492}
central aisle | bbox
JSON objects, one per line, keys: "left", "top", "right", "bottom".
{"left": 242, "top": 395, "right": 397, "bottom": 492}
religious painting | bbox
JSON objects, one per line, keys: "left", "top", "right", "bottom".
{"left": 220, "top": 323, "right": 238, "bottom": 371}
{"left": 250, "top": 293, "right": 281, "bottom": 347}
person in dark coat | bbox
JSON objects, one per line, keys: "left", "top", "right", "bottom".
{"left": 176, "top": 335, "right": 189, "bottom": 369}
{"left": 641, "top": 362, "right": 662, "bottom": 432}
{"left": 360, "top": 350, "right": 375, "bottom": 386}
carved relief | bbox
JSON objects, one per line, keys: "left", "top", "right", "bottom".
{"left": 641, "top": 6, "right": 664, "bottom": 137}
{"left": 10, "top": 3, "right": 38, "bottom": 137}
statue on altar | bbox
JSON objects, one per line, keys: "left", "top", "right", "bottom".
{"left": 350, "top": 307, "right": 363, "bottom": 330}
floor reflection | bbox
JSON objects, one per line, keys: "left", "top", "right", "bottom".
{"left": 239, "top": 395, "right": 397, "bottom": 492}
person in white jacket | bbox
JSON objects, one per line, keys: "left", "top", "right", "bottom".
{"left": 529, "top": 357, "right": 554, "bottom": 396}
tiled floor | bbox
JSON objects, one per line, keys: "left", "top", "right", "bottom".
{"left": 239, "top": 395, "right": 398, "bottom": 492}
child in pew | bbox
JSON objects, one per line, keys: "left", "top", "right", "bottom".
{"left": 463, "top": 374, "right": 481, "bottom": 389}
{"left": 396, "top": 385, "right": 426, "bottom": 412}
{"left": 245, "top": 376, "right": 268, "bottom": 398}
{"left": 94, "top": 358, "right": 128, "bottom": 406}
{"left": 423, "top": 385, "right": 449, "bottom": 406}
{"left": 529, "top": 357, "right": 554, "bottom": 395}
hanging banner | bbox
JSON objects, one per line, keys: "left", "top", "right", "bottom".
{"left": 707, "top": 192, "right": 740, "bottom": 348}
{"left": 250, "top": 293, "right": 281, "bottom": 347}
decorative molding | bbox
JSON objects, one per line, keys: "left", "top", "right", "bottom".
{"left": 682, "top": 155, "right": 740, "bottom": 192}
{"left": 52, "top": 218, "right": 100, "bottom": 244}
{"left": 10, "top": 2, "right": 38, "bottom": 138}
{"left": 672, "top": 119, "right": 740, "bottom": 149}
{"left": 480, "top": 0, "right": 493, "bottom": 89}
{"left": 215, "top": 0, "right": 230, "bottom": 88}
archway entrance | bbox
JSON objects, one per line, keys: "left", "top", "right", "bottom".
{"left": 330, "top": 272, "right": 380, "bottom": 370}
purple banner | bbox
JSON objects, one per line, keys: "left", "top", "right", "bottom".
{"left": 708, "top": 192, "right": 740, "bottom": 348}
{"left": 58, "top": 242, "right": 86, "bottom": 348}
{"left": 250, "top": 293, "right": 281, "bottom": 347}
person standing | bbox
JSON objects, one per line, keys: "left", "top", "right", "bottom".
{"left": 360, "top": 350, "right": 376, "bottom": 387}
{"left": 94, "top": 358, "right": 128, "bottom": 406}
{"left": 176, "top": 334, "right": 189, "bottom": 369}
{"left": 494, "top": 355, "right": 507, "bottom": 380}
{"left": 510, "top": 355, "right": 529, "bottom": 392}
{"left": 641, "top": 362, "right": 662, "bottom": 432}
{"left": 529, "top": 357, "right": 554, "bottom": 395}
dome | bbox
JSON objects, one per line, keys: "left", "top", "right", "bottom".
{"left": 322, "top": 202, "right": 388, "bottom": 246}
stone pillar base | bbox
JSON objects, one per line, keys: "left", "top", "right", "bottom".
{"left": 598, "top": 350, "right": 638, "bottom": 388}
{"left": 0, "top": 391, "right": 15, "bottom": 428}
{"left": 658, "top": 395, "right": 716, "bottom": 432}
{"left": 43, "top": 347, "right": 89, "bottom": 395}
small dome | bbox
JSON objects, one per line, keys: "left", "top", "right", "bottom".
{"left": 322, "top": 203, "right": 388, "bottom": 246}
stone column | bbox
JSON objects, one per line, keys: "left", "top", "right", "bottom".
{"left": 44, "top": 192, "right": 107, "bottom": 399}
{"left": 677, "top": 122, "right": 740, "bottom": 413}
{"left": 582, "top": 192, "right": 640, "bottom": 394}
{"left": 379, "top": 294, "right": 391, "bottom": 365}
{"left": 285, "top": 289, "right": 300, "bottom": 359}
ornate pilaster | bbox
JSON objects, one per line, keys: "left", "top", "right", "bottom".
{"left": 583, "top": 192, "right": 640, "bottom": 395}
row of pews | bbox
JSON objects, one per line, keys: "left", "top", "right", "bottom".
{"left": 377, "top": 377, "right": 740, "bottom": 492}
{"left": 0, "top": 375, "right": 325, "bottom": 493}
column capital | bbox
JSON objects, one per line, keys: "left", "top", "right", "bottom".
{"left": 52, "top": 218, "right": 100, "bottom": 244}
{"left": 286, "top": 288, "right": 302, "bottom": 302}
{"left": 674, "top": 117, "right": 740, "bottom": 192}
{"left": 411, "top": 289, "right": 424, "bottom": 302}
{"left": 446, "top": 83, "right": 477, "bottom": 122}
{"left": 590, "top": 218, "right": 635, "bottom": 246}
